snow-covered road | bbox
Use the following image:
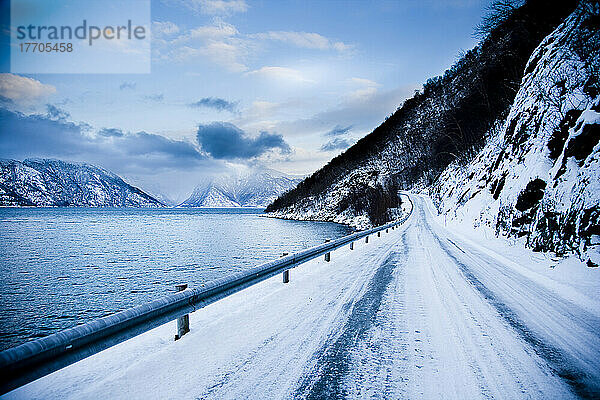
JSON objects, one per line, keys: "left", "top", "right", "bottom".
{"left": 5, "top": 196, "right": 599, "bottom": 399}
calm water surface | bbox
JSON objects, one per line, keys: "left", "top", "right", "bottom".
{"left": 0, "top": 208, "right": 352, "bottom": 351}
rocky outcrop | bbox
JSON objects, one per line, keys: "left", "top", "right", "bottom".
{"left": 431, "top": 3, "right": 600, "bottom": 263}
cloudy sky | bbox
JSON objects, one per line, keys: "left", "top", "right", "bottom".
{"left": 0, "top": 0, "right": 491, "bottom": 201}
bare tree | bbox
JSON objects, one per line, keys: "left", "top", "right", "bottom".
{"left": 475, "top": 0, "right": 523, "bottom": 38}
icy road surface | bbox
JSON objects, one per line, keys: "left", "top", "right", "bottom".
{"left": 5, "top": 196, "right": 599, "bottom": 399}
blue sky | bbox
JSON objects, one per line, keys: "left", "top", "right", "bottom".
{"left": 0, "top": 0, "right": 492, "bottom": 201}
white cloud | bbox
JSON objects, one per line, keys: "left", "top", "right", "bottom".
{"left": 232, "top": 98, "right": 318, "bottom": 135}
{"left": 87, "top": 32, "right": 151, "bottom": 56}
{"left": 199, "top": 40, "right": 249, "bottom": 72}
{"left": 190, "top": 21, "right": 238, "bottom": 39}
{"left": 153, "top": 20, "right": 249, "bottom": 72}
{"left": 156, "top": 37, "right": 249, "bottom": 72}
{"left": 268, "top": 146, "right": 333, "bottom": 176}
{"left": 347, "top": 77, "right": 381, "bottom": 102}
{"left": 349, "top": 86, "right": 378, "bottom": 101}
{"left": 350, "top": 77, "right": 380, "bottom": 87}
{"left": 152, "top": 21, "right": 180, "bottom": 37}
{"left": 246, "top": 66, "right": 314, "bottom": 83}
{"left": 253, "top": 31, "right": 329, "bottom": 50}
{"left": 202, "top": 0, "right": 248, "bottom": 15}
{"left": 251, "top": 31, "right": 353, "bottom": 53}
{"left": 169, "top": 45, "right": 202, "bottom": 62}
{"left": 167, "top": 0, "right": 248, "bottom": 15}
{"left": 333, "top": 42, "right": 353, "bottom": 52}
{"left": 271, "top": 85, "right": 416, "bottom": 139}
{"left": 153, "top": 21, "right": 354, "bottom": 74}
{"left": 0, "top": 74, "right": 56, "bottom": 102}
{"left": 247, "top": 100, "right": 280, "bottom": 118}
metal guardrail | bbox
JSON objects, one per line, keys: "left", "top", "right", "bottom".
{"left": 0, "top": 206, "right": 412, "bottom": 395}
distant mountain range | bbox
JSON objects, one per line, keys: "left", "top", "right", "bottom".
{"left": 0, "top": 159, "right": 162, "bottom": 207}
{"left": 0, "top": 159, "right": 301, "bottom": 209}
{"left": 179, "top": 168, "right": 302, "bottom": 208}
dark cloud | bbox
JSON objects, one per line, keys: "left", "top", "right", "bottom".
{"left": 144, "top": 93, "right": 164, "bottom": 102}
{"left": 98, "top": 127, "right": 124, "bottom": 137}
{"left": 0, "top": 95, "right": 14, "bottom": 105}
{"left": 119, "top": 82, "right": 136, "bottom": 90}
{"left": 46, "top": 104, "right": 70, "bottom": 120}
{"left": 121, "top": 131, "right": 206, "bottom": 162}
{"left": 189, "top": 97, "right": 237, "bottom": 112}
{"left": 0, "top": 107, "right": 205, "bottom": 171}
{"left": 196, "top": 122, "right": 290, "bottom": 159}
{"left": 321, "top": 137, "right": 353, "bottom": 152}
{"left": 0, "top": 107, "right": 92, "bottom": 159}
{"left": 325, "top": 124, "right": 352, "bottom": 137}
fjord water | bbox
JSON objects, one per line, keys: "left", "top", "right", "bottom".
{"left": 0, "top": 208, "right": 352, "bottom": 351}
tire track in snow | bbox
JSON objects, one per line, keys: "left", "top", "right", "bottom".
{"left": 294, "top": 234, "right": 407, "bottom": 399}
{"left": 439, "top": 239, "right": 596, "bottom": 399}
{"left": 342, "top": 231, "right": 411, "bottom": 399}
{"left": 420, "top": 203, "right": 599, "bottom": 399}
{"left": 194, "top": 334, "right": 278, "bottom": 399}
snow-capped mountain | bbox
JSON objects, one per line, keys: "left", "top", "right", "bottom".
{"left": 0, "top": 159, "right": 163, "bottom": 207}
{"left": 179, "top": 168, "right": 302, "bottom": 208}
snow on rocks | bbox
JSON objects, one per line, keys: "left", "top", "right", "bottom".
{"left": 431, "top": 4, "right": 600, "bottom": 264}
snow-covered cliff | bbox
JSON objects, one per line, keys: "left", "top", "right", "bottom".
{"left": 266, "top": 169, "right": 399, "bottom": 229}
{"left": 266, "top": 0, "right": 575, "bottom": 231}
{"left": 430, "top": 4, "right": 599, "bottom": 264}
{"left": 0, "top": 159, "right": 163, "bottom": 207}
{"left": 266, "top": 1, "right": 598, "bottom": 263}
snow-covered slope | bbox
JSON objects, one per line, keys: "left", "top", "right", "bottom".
{"left": 430, "top": 4, "right": 600, "bottom": 265}
{"left": 266, "top": 0, "right": 575, "bottom": 230}
{"left": 267, "top": 2, "right": 597, "bottom": 264}
{"left": 180, "top": 168, "right": 301, "bottom": 208}
{"left": 0, "top": 159, "right": 163, "bottom": 207}
{"left": 266, "top": 169, "right": 398, "bottom": 230}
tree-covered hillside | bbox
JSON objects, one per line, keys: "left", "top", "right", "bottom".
{"left": 266, "top": 0, "right": 577, "bottom": 225}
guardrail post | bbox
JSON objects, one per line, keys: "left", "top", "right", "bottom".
{"left": 350, "top": 241, "right": 354, "bottom": 250}
{"left": 174, "top": 284, "right": 190, "bottom": 340}
{"left": 365, "top": 235, "right": 369, "bottom": 243}
{"left": 377, "top": 231, "right": 381, "bottom": 237}
{"left": 282, "top": 252, "right": 290, "bottom": 283}
{"left": 324, "top": 239, "right": 331, "bottom": 262}
{"left": 386, "top": 228, "right": 389, "bottom": 233}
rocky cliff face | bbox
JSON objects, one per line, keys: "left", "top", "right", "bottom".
{"left": 0, "top": 159, "right": 163, "bottom": 207}
{"left": 430, "top": 3, "right": 600, "bottom": 264}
